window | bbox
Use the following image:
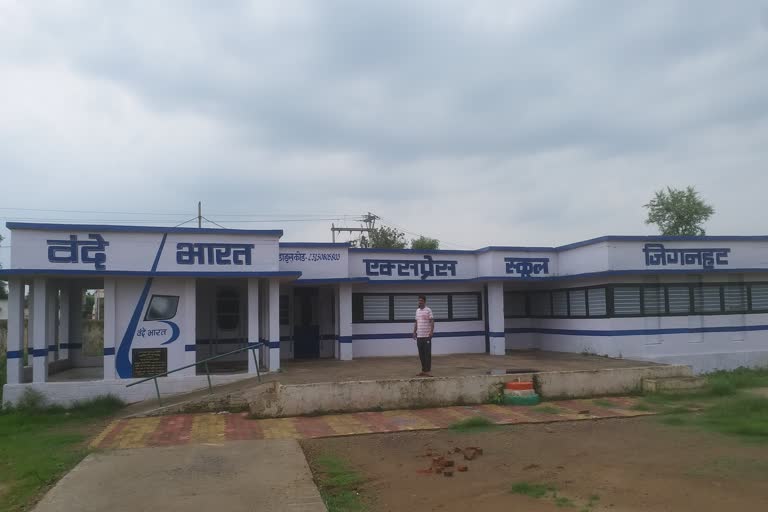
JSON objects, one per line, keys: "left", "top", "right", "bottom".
{"left": 693, "top": 286, "right": 722, "bottom": 313}
{"left": 530, "top": 291, "right": 551, "bottom": 317}
{"left": 724, "top": 285, "right": 747, "bottom": 313}
{"left": 393, "top": 295, "right": 418, "bottom": 320}
{"left": 613, "top": 287, "right": 641, "bottom": 316}
{"left": 751, "top": 284, "right": 768, "bottom": 312}
{"left": 353, "top": 293, "right": 481, "bottom": 322}
{"left": 279, "top": 295, "right": 289, "bottom": 325}
{"left": 215, "top": 290, "right": 240, "bottom": 330}
{"left": 667, "top": 286, "right": 691, "bottom": 314}
{"left": 568, "top": 289, "right": 587, "bottom": 317}
{"left": 362, "top": 295, "right": 390, "bottom": 321}
{"left": 552, "top": 291, "right": 568, "bottom": 316}
{"left": 145, "top": 295, "right": 179, "bottom": 321}
{"left": 643, "top": 287, "right": 665, "bottom": 315}
{"left": 426, "top": 295, "right": 450, "bottom": 320}
{"left": 451, "top": 295, "right": 480, "bottom": 319}
{"left": 587, "top": 288, "right": 607, "bottom": 316}
{"left": 504, "top": 292, "right": 527, "bottom": 317}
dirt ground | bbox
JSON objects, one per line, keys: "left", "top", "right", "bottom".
{"left": 302, "top": 416, "right": 768, "bottom": 512}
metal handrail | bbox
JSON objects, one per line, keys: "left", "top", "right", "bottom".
{"left": 126, "top": 343, "right": 264, "bottom": 405}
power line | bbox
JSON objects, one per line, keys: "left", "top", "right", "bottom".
{"left": 202, "top": 216, "right": 228, "bottom": 229}
{"left": 0, "top": 207, "right": 192, "bottom": 216}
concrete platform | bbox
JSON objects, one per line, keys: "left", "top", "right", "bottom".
{"left": 273, "top": 351, "right": 663, "bottom": 385}
{"left": 32, "top": 441, "right": 326, "bottom": 512}
{"left": 121, "top": 352, "right": 688, "bottom": 418}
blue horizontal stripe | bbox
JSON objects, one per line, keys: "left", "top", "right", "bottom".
{"left": 6, "top": 350, "right": 23, "bottom": 359}
{"left": 61, "top": 343, "right": 82, "bottom": 349}
{"left": 320, "top": 334, "right": 338, "bottom": 340}
{"left": 184, "top": 344, "right": 197, "bottom": 352}
{"left": 295, "top": 277, "right": 369, "bottom": 284}
{"left": 0, "top": 269, "right": 302, "bottom": 278}
{"left": 488, "top": 331, "right": 505, "bottom": 338}
{"left": 104, "top": 347, "right": 116, "bottom": 356}
{"left": 267, "top": 341, "right": 280, "bottom": 349}
{"left": 31, "top": 348, "right": 48, "bottom": 357}
{"left": 352, "top": 330, "right": 486, "bottom": 341}
{"left": 505, "top": 324, "right": 768, "bottom": 337}
{"left": 48, "top": 345, "right": 59, "bottom": 352}
{"left": 338, "top": 336, "right": 353, "bottom": 344}
{"left": 280, "top": 242, "right": 350, "bottom": 248}
{"left": 6, "top": 222, "right": 283, "bottom": 236}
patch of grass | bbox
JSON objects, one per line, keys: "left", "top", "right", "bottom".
{"left": 631, "top": 402, "right": 652, "bottom": 411}
{"left": 0, "top": 393, "right": 124, "bottom": 511}
{"left": 510, "top": 481, "right": 553, "bottom": 499}
{"left": 555, "top": 495, "right": 576, "bottom": 508}
{"left": 534, "top": 405, "right": 561, "bottom": 415}
{"left": 653, "top": 393, "right": 768, "bottom": 441}
{"left": 449, "top": 416, "right": 498, "bottom": 432}
{"left": 314, "top": 455, "right": 366, "bottom": 512}
{"left": 699, "top": 396, "right": 768, "bottom": 439}
{"left": 592, "top": 399, "right": 618, "bottom": 408}
{"left": 706, "top": 366, "right": 768, "bottom": 391}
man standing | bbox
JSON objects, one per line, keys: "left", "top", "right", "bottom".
{"left": 413, "top": 295, "right": 434, "bottom": 377}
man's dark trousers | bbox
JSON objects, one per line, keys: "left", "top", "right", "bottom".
{"left": 417, "top": 337, "right": 432, "bottom": 372}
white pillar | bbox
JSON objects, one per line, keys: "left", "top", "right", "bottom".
{"left": 6, "top": 278, "right": 25, "bottom": 384}
{"left": 46, "top": 283, "right": 58, "bottom": 363}
{"left": 338, "top": 283, "right": 353, "bottom": 360}
{"left": 487, "top": 282, "right": 506, "bottom": 355}
{"left": 58, "top": 283, "right": 70, "bottom": 361}
{"left": 183, "top": 279, "right": 197, "bottom": 375}
{"left": 103, "top": 278, "right": 117, "bottom": 380}
{"left": 268, "top": 279, "right": 280, "bottom": 371}
{"left": 247, "top": 278, "right": 260, "bottom": 373}
{"left": 31, "top": 278, "right": 49, "bottom": 382}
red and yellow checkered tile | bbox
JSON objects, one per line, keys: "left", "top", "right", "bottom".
{"left": 90, "top": 396, "right": 650, "bottom": 450}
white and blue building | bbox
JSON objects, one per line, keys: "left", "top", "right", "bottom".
{"left": 2, "top": 222, "right": 768, "bottom": 404}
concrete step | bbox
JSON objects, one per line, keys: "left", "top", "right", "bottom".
{"left": 642, "top": 376, "right": 707, "bottom": 393}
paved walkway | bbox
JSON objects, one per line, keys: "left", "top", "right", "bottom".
{"left": 92, "top": 397, "right": 651, "bottom": 450}
{"left": 33, "top": 441, "right": 326, "bottom": 512}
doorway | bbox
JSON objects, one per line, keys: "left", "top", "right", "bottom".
{"left": 293, "top": 287, "right": 320, "bottom": 359}
{"left": 196, "top": 280, "right": 248, "bottom": 373}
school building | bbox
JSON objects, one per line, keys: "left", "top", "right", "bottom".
{"left": 2, "top": 222, "right": 768, "bottom": 404}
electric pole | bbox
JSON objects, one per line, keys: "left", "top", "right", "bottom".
{"left": 331, "top": 212, "right": 380, "bottom": 246}
{"left": 198, "top": 201, "right": 202, "bottom": 228}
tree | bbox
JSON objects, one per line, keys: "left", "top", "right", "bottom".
{"left": 644, "top": 186, "right": 715, "bottom": 236}
{"left": 411, "top": 236, "right": 440, "bottom": 250}
{"left": 82, "top": 291, "right": 96, "bottom": 319}
{"left": 362, "top": 226, "right": 407, "bottom": 249}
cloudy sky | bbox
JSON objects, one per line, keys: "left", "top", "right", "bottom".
{"left": 1, "top": 0, "right": 767, "bottom": 266}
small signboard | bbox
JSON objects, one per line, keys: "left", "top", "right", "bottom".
{"left": 132, "top": 348, "right": 168, "bottom": 378}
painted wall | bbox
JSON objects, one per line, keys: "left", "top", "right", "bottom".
{"left": 349, "top": 250, "right": 478, "bottom": 281}
{"left": 350, "top": 282, "right": 486, "bottom": 357}
{"left": 10, "top": 227, "right": 280, "bottom": 274}
{"left": 112, "top": 277, "right": 194, "bottom": 379}
{"left": 503, "top": 271, "right": 768, "bottom": 373}
{"left": 278, "top": 244, "right": 348, "bottom": 280}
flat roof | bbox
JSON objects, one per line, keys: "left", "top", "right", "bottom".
{"left": 7, "top": 222, "right": 768, "bottom": 252}
{"left": 5, "top": 222, "right": 284, "bottom": 237}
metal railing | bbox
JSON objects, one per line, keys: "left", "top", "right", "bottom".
{"left": 126, "top": 343, "right": 264, "bottom": 405}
